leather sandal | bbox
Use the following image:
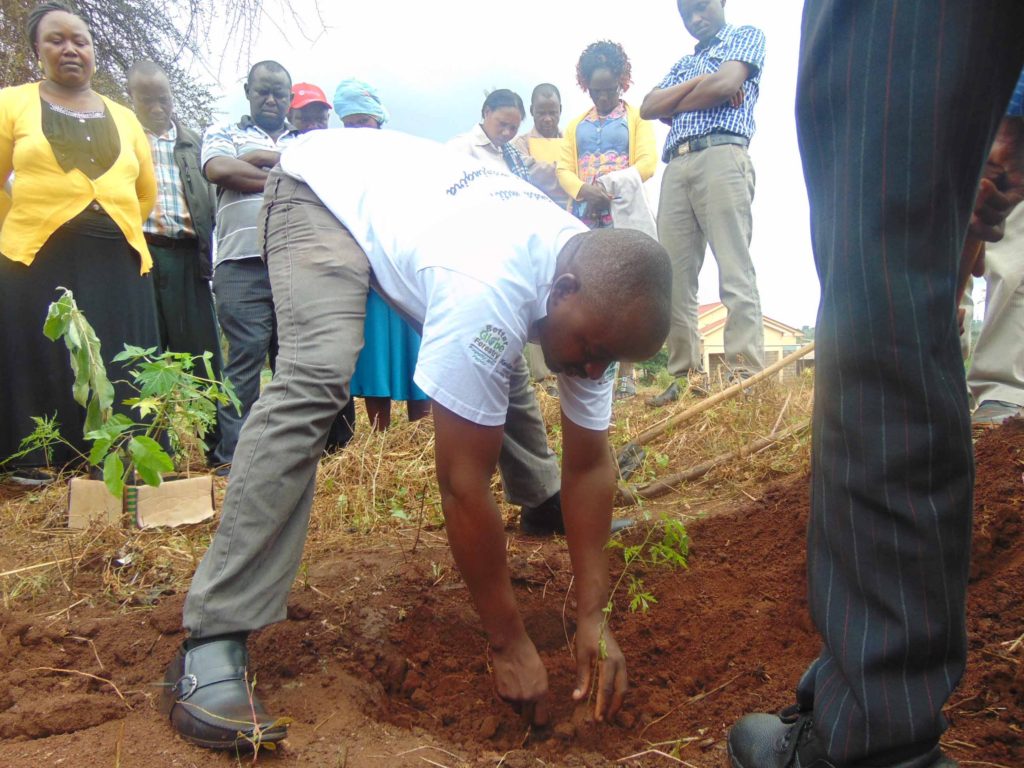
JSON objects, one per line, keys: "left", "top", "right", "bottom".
{"left": 160, "top": 639, "right": 287, "bottom": 750}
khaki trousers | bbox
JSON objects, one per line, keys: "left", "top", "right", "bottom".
{"left": 967, "top": 202, "right": 1024, "bottom": 407}
{"left": 657, "top": 144, "right": 764, "bottom": 376}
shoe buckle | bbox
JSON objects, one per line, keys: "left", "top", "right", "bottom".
{"left": 778, "top": 704, "right": 802, "bottom": 724}
{"left": 174, "top": 673, "right": 199, "bottom": 701}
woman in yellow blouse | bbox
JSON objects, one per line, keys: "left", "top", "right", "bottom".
{"left": 0, "top": 2, "right": 158, "bottom": 483}
{"left": 558, "top": 40, "right": 656, "bottom": 400}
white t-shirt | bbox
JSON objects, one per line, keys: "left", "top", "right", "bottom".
{"left": 279, "top": 129, "right": 614, "bottom": 430}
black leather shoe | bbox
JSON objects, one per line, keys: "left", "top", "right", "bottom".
{"left": 727, "top": 707, "right": 956, "bottom": 768}
{"left": 520, "top": 492, "right": 633, "bottom": 537}
{"left": 160, "top": 639, "right": 287, "bottom": 750}
{"left": 616, "top": 443, "right": 646, "bottom": 481}
{"left": 520, "top": 492, "right": 566, "bottom": 535}
{"left": 647, "top": 380, "right": 682, "bottom": 407}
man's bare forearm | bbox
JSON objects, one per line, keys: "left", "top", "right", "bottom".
{"left": 440, "top": 484, "right": 527, "bottom": 649}
{"left": 560, "top": 421, "right": 615, "bottom": 619}
{"left": 203, "top": 156, "right": 271, "bottom": 194}
{"left": 674, "top": 77, "right": 743, "bottom": 112}
{"left": 640, "top": 77, "right": 706, "bottom": 120}
{"left": 642, "top": 62, "right": 752, "bottom": 119}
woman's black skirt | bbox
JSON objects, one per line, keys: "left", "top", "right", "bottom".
{"left": 0, "top": 211, "right": 160, "bottom": 470}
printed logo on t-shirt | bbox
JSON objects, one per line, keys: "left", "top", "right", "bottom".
{"left": 469, "top": 324, "right": 510, "bottom": 367}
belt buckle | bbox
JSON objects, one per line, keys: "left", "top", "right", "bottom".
{"left": 677, "top": 142, "right": 692, "bottom": 157}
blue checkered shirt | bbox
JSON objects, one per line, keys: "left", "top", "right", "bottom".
{"left": 657, "top": 23, "right": 766, "bottom": 163}
{"left": 143, "top": 123, "right": 195, "bottom": 238}
{"left": 1007, "top": 68, "right": 1024, "bottom": 116}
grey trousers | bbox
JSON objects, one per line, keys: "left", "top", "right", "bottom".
{"left": 523, "top": 341, "right": 552, "bottom": 380}
{"left": 209, "top": 257, "right": 277, "bottom": 466}
{"left": 184, "top": 171, "right": 559, "bottom": 636}
{"left": 657, "top": 144, "right": 764, "bottom": 376}
{"left": 499, "top": 354, "right": 559, "bottom": 508}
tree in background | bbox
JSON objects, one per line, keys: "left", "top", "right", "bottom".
{"left": 0, "top": 0, "right": 320, "bottom": 128}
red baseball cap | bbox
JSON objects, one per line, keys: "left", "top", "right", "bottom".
{"left": 290, "top": 83, "right": 330, "bottom": 110}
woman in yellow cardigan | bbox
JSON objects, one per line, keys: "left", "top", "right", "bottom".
{"left": 0, "top": 2, "right": 158, "bottom": 483}
{"left": 557, "top": 40, "right": 656, "bottom": 400}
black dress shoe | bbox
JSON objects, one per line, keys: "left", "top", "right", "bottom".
{"left": 616, "top": 443, "right": 646, "bottom": 481}
{"left": 160, "top": 639, "right": 287, "bottom": 750}
{"left": 520, "top": 492, "right": 633, "bottom": 536}
{"left": 727, "top": 707, "right": 955, "bottom": 768}
{"left": 520, "top": 492, "right": 566, "bottom": 535}
{"left": 646, "top": 380, "right": 682, "bottom": 407}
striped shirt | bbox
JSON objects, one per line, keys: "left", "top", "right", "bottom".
{"left": 143, "top": 122, "right": 195, "bottom": 238}
{"left": 201, "top": 116, "right": 300, "bottom": 265}
{"left": 657, "top": 22, "right": 766, "bottom": 163}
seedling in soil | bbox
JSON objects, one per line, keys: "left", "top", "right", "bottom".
{"left": 236, "top": 672, "right": 292, "bottom": 762}
{"left": 431, "top": 561, "right": 448, "bottom": 586}
{"left": 599, "top": 516, "right": 690, "bottom": 659}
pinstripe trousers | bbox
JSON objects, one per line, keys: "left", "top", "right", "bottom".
{"left": 795, "top": 1, "right": 1024, "bottom": 764}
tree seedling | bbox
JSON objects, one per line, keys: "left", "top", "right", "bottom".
{"left": 7, "top": 289, "right": 239, "bottom": 497}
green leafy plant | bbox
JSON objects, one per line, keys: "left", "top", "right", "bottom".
{"left": 8, "top": 288, "right": 239, "bottom": 498}
{"left": 598, "top": 516, "right": 690, "bottom": 659}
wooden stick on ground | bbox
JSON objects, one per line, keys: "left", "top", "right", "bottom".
{"left": 0, "top": 557, "right": 76, "bottom": 579}
{"left": 618, "top": 422, "right": 809, "bottom": 506}
{"left": 626, "top": 341, "right": 815, "bottom": 453}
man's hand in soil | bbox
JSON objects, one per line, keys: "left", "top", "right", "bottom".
{"left": 491, "top": 634, "right": 550, "bottom": 726}
{"left": 573, "top": 616, "right": 627, "bottom": 722}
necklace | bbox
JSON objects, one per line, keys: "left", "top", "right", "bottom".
{"left": 45, "top": 100, "right": 104, "bottom": 120}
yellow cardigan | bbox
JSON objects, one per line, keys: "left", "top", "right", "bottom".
{"left": 0, "top": 82, "right": 156, "bottom": 272}
{"left": 557, "top": 101, "right": 657, "bottom": 202}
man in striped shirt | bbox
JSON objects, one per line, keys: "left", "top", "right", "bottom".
{"left": 642, "top": 0, "right": 766, "bottom": 405}
{"left": 201, "top": 61, "right": 300, "bottom": 471}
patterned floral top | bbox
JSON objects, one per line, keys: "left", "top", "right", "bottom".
{"left": 572, "top": 102, "right": 630, "bottom": 228}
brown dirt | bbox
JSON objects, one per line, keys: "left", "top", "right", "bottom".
{"left": 0, "top": 420, "right": 1020, "bottom": 767}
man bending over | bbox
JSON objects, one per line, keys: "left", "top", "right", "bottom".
{"left": 161, "top": 128, "right": 671, "bottom": 750}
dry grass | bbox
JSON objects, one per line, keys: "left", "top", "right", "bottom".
{"left": 0, "top": 371, "right": 814, "bottom": 614}
{"left": 614, "top": 372, "right": 813, "bottom": 517}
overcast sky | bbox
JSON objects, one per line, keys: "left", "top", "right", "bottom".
{"left": 195, "top": 0, "right": 822, "bottom": 328}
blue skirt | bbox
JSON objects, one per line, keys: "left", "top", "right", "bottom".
{"left": 350, "top": 290, "right": 428, "bottom": 401}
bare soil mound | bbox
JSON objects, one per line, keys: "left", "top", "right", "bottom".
{"left": 0, "top": 420, "right": 1020, "bottom": 767}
